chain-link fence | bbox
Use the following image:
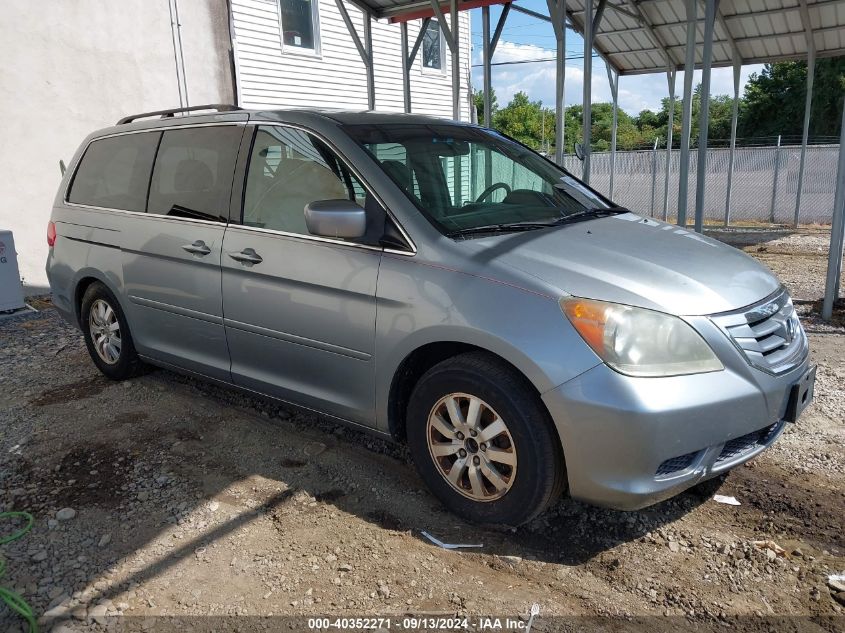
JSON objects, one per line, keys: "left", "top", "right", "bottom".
{"left": 564, "top": 144, "right": 840, "bottom": 225}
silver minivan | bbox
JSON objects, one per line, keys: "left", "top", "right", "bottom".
{"left": 47, "top": 105, "right": 816, "bottom": 526}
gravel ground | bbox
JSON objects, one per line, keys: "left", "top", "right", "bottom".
{"left": 1, "top": 231, "right": 843, "bottom": 633}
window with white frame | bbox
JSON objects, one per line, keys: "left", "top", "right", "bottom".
{"left": 279, "top": 0, "right": 320, "bottom": 53}
{"left": 422, "top": 19, "right": 443, "bottom": 70}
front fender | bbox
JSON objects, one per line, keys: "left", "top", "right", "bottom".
{"left": 374, "top": 254, "right": 601, "bottom": 432}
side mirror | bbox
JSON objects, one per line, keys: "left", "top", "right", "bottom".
{"left": 574, "top": 143, "right": 585, "bottom": 161}
{"left": 304, "top": 199, "right": 366, "bottom": 239}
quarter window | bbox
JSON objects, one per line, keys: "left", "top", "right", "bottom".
{"left": 67, "top": 133, "right": 159, "bottom": 212}
{"left": 243, "top": 126, "right": 365, "bottom": 236}
{"left": 147, "top": 126, "right": 243, "bottom": 222}
{"left": 279, "top": 0, "right": 319, "bottom": 52}
{"left": 422, "top": 20, "right": 442, "bottom": 70}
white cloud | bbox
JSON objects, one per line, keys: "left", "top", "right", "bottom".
{"left": 472, "top": 40, "right": 764, "bottom": 115}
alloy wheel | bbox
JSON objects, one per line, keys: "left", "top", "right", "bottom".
{"left": 426, "top": 392, "right": 517, "bottom": 502}
{"left": 88, "top": 299, "right": 122, "bottom": 365}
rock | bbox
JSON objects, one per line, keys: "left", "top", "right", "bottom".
{"left": 338, "top": 564, "right": 353, "bottom": 572}
{"left": 56, "top": 508, "right": 76, "bottom": 521}
{"left": 32, "top": 550, "right": 48, "bottom": 562}
{"left": 829, "top": 577, "right": 845, "bottom": 593}
{"left": 88, "top": 603, "right": 109, "bottom": 625}
{"left": 137, "top": 491, "right": 150, "bottom": 502}
{"left": 668, "top": 541, "right": 681, "bottom": 553}
{"left": 833, "top": 592, "right": 845, "bottom": 607}
{"left": 39, "top": 603, "right": 70, "bottom": 624}
{"left": 377, "top": 584, "right": 390, "bottom": 599}
{"left": 208, "top": 501, "right": 220, "bottom": 512}
{"left": 98, "top": 534, "right": 111, "bottom": 548}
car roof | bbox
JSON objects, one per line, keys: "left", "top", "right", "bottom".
{"left": 92, "top": 107, "right": 476, "bottom": 140}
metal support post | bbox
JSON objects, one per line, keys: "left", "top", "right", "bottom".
{"left": 694, "top": 0, "right": 719, "bottom": 233}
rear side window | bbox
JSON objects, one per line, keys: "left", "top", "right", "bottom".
{"left": 67, "top": 133, "right": 159, "bottom": 212}
{"left": 147, "top": 126, "right": 243, "bottom": 222}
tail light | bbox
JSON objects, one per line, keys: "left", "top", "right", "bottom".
{"left": 47, "top": 221, "right": 57, "bottom": 247}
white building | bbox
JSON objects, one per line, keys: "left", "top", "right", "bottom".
{"left": 231, "top": 0, "right": 472, "bottom": 118}
{"left": 0, "top": 0, "right": 472, "bottom": 288}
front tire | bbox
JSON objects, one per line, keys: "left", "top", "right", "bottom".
{"left": 407, "top": 352, "right": 566, "bottom": 526}
{"left": 81, "top": 282, "right": 146, "bottom": 380}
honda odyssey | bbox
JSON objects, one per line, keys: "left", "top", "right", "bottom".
{"left": 46, "top": 105, "right": 816, "bottom": 526}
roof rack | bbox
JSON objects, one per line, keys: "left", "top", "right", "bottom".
{"left": 116, "top": 104, "right": 243, "bottom": 125}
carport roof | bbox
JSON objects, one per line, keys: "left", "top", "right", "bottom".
{"left": 349, "top": 0, "right": 845, "bottom": 75}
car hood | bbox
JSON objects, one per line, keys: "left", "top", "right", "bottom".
{"left": 464, "top": 214, "right": 780, "bottom": 316}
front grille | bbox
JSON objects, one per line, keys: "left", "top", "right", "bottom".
{"left": 710, "top": 288, "right": 808, "bottom": 374}
{"left": 656, "top": 450, "right": 700, "bottom": 477}
{"left": 714, "top": 422, "right": 781, "bottom": 466}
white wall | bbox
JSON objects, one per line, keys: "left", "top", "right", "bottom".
{"left": 232, "top": 0, "right": 473, "bottom": 120}
{"left": 0, "top": 0, "right": 234, "bottom": 288}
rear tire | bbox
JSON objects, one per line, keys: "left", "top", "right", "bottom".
{"left": 80, "top": 282, "right": 146, "bottom": 380}
{"left": 407, "top": 351, "right": 566, "bottom": 526}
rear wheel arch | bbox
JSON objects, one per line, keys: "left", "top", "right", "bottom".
{"left": 73, "top": 274, "right": 124, "bottom": 329}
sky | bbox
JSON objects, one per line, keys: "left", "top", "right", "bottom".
{"left": 467, "top": 0, "right": 763, "bottom": 115}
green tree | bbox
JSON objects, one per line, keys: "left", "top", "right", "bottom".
{"left": 492, "top": 92, "right": 549, "bottom": 149}
{"left": 739, "top": 58, "right": 845, "bottom": 140}
{"left": 473, "top": 88, "right": 498, "bottom": 124}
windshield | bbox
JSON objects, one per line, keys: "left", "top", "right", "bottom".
{"left": 342, "top": 123, "right": 614, "bottom": 236}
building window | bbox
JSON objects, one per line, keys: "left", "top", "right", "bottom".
{"left": 422, "top": 19, "right": 442, "bottom": 70}
{"left": 279, "top": 0, "right": 319, "bottom": 53}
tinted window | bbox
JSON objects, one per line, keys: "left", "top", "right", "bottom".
{"left": 68, "top": 133, "right": 159, "bottom": 212}
{"left": 243, "top": 126, "right": 365, "bottom": 236}
{"left": 147, "top": 126, "right": 243, "bottom": 222}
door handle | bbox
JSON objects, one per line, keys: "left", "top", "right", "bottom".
{"left": 182, "top": 240, "right": 211, "bottom": 255}
{"left": 228, "top": 248, "right": 263, "bottom": 265}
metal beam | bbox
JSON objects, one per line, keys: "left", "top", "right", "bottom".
{"left": 401, "top": 22, "right": 411, "bottom": 113}
{"left": 481, "top": 1, "right": 511, "bottom": 127}
{"left": 724, "top": 56, "right": 741, "bottom": 226}
{"left": 429, "top": 0, "right": 460, "bottom": 120}
{"left": 694, "top": 0, "right": 719, "bottom": 233}
{"left": 409, "top": 17, "right": 431, "bottom": 64}
{"left": 662, "top": 68, "right": 676, "bottom": 221}
{"left": 482, "top": 7, "right": 492, "bottom": 127}
{"left": 335, "top": 0, "right": 375, "bottom": 109}
{"left": 794, "top": 0, "right": 817, "bottom": 227}
{"left": 547, "top": 0, "right": 567, "bottom": 165}
{"left": 401, "top": 18, "right": 431, "bottom": 112}
{"left": 677, "top": 0, "right": 696, "bottom": 227}
{"left": 821, "top": 99, "right": 845, "bottom": 319}
{"left": 583, "top": 0, "right": 595, "bottom": 183}
{"left": 570, "top": 2, "right": 641, "bottom": 22}
{"left": 620, "top": 46, "right": 845, "bottom": 76}
{"left": 607, "top": 65, "right": 619, "bottom": 198}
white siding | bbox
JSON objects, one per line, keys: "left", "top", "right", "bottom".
{"left": 232, "top": 0, "right": 472, "bottom": 121}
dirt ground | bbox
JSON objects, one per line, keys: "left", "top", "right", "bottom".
{"left": 1, "top": 229, "right": 843, "bottom": 632}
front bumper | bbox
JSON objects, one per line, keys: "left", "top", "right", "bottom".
{"left": 541, "top": 315, "right": 811, "bottom": 510}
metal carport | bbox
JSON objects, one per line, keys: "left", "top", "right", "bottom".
{"left": 337, "top": 0, "right": 844, "bottom": 318}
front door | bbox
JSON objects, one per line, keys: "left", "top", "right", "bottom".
{"left": 221, "top": 125, "right": 382, "bottom": 424}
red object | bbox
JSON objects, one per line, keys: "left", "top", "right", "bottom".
{"left": 389, "top": 0, "right": 507, "bottom": 24}
{"left": 47, "top": 221, "right": 56, "bottom": 247}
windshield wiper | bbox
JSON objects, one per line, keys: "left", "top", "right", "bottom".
{"left": 447, "top": 206, "right": 631, "bottom": 238}
{"left": 447, "top": 220, "right": 561, "bottom": 239}
{"left": 556, "top": 205, "right": 630, "bottom": 224}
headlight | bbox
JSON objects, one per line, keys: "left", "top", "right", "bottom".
{"left": 561, "top": 298, "right": 724, "bottom": 377}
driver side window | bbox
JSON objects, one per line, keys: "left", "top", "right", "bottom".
{"left": 243, "top": 126, "right": 365, "bottom": 236}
